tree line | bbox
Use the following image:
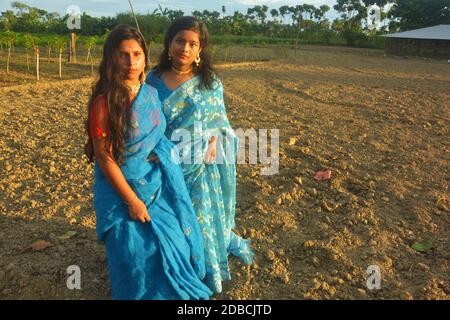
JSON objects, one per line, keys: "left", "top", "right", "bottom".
{"left": 1, "top": 1, "right": 448, "bottom": 79}
{"left": 1, "top": 1, "right": 449, "bottom": 46}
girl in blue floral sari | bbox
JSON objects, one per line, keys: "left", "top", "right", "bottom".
{"left": 146, "top": 17, "right": 254, "bottom": 294}
{"left": 84, "top": 25, "right": 212, "bottom": 300}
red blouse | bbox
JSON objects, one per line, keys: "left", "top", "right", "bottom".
{"left": 89, "top": 95, "right": 110, "bottom": 139}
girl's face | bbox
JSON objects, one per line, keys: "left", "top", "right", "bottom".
{"left": 169, "top": 30, "right": 202, "bottom": 68}
{"left": 116, "top": 39, "right": 146, "bottom": 83}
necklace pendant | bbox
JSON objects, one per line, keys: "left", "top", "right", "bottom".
{"left": 127, "top": 83, "right": 141, "bottom": 97}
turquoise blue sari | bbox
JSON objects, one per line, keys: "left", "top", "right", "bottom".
{"left": 146, "top": 72, "right": 254, "bottom": 293}
{"left": 92, "top": 84, "right": 212, "bottom": 300}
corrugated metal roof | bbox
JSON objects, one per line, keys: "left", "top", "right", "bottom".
{"left": 383, "top": 24, "right": 450, "bottom": 40}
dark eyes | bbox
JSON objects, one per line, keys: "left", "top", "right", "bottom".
{"left": 119, "top": 52, "right": 142, "bottom": 58}
{"left": 175, "top": 39, "right": 198, "bottom": 47}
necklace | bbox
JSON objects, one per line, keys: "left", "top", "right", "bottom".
{"left": 171, "top": 66, "right": 193, "bottom": 75}
{"left": 127, "top": 83, "right": 141, "bottom": 96}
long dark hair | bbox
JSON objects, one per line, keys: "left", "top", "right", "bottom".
{"left": 154, "top": 16, "right": 216, "bottom": 89}
{"left": 84, "top": 24, "right": 149, "bottom": 165}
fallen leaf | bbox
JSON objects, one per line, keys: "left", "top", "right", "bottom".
{"left": 58, "top": 231, "right": 77, "bottom": 240}
{"left": 411, "top": 241, "right": 436, "bottom": 253}
{"left": 289, "top": 137, "right": 297, "bottom": 145}
{"left": 314, "top": 169, "right": 332, "bottom": 181}
{"left": 27, "top": 240, "right": 53, "bottom": 252}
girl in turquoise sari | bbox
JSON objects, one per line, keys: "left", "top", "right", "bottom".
{"left": 84, "top": 25, "right": 212, "bottom": 300}
{"left": 146, "top": 17, "right": 254, "bottom": 294}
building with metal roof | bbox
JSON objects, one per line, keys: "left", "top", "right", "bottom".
{"left": 382, "top": 25, "right": 450, "bottom": 59}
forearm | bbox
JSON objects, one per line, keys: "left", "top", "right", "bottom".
{"left": 97, "top": 156, "right": 136, "bottom": 205}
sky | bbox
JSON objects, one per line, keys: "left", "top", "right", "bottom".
{"left": 0, "top": 0, "right": 340, "bottom": 21}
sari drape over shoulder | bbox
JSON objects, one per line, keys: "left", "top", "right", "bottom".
{"left": 159, "top": 75, "right": 254, "bottom": 293}
{"left": 92, "top": 84, "right": 212, "bottom": 300}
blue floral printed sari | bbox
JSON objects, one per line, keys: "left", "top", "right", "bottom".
{"left": 147, "top": 72, "right": 254, "bottom": 293}
{"left": 92, "top": 84, "right": 212, "bottom": 300}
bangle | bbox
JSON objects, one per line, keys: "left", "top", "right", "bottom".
{"left": 125, "top": 194, "right": 138, "bottom": 206}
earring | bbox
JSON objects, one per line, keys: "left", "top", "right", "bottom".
{"left": 168, "top": 51, "right": 172, "bottom": 61}
{"left": 194, "top": 54, "right": 201, "bottom": 67}
{"left": 140, "top": 71, "right": 145, "bottom": 84}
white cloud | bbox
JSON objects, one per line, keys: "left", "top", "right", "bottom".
{"left": 0, "top": 0, "right": 340, "bottom": 19}
{"left": 91, "top": 0, "right": 123, "bottom": 3}
{"left": 235, "top": 0, "right": 336, "bottom": 7}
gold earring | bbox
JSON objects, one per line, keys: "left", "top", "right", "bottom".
{"left": 140, "top": 71, "right": 145, "bottom": 84}
{"left": 195, "top": 54, "right": 201, "bottom": 67}
{"left": 168, "top": 51, "right": 172, "bottom": 61}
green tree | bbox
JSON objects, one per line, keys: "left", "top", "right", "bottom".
{"left": 334, "top": 0, "right": 367, "bottom": 25}
{"left": 289, "top": 5, "right": 305, "bottom": 27}
{"left": 0, "top": 32, "right": 5, "bottom": 54}
{"left": 302, "top": 4, "right": 316, "bottom": 21}
{"left": 316, "top": 5, "right": 331, "bottom": 22}
{"left": 229, "top": 11, "right": 246, "bottom": 36}
{"left": 288, "top": 5, "right": 305, "bottom": 58}
{"left": 45, "top": 37, "right": 54, "bottom": 64}
{"left": 270, "top": 9, "right": 279, "bottom": 23}
{"left": 301, "top": 4, "right": 318, "bottom": 32}
{"left": 4, "top": 30, "right": 17, "bottom": 73}
{"left": 53, "top": 37, "right": 66, "bottom": 78}
{"left": 247, "top": 5, "right": 269, "bottom": 27}
{"left": 167, "top": 9, "right": 184, "bottom": 22}
{"left": 44, "top": 11, "right": 60, "bottom": 30}
{"left": 0, "top": 10, "right": 17, "bottom": 30}
{"left": 23, "top": 33, "right": 38, "bottom": 70}
{"left": 334, "top": 0, "right": 368, "bottom": 45}
{"left": 279, "top": 5, "right": 290, "bottom": 24}
{"left": 10, "top": 1, "right": 46, "bottom": 32}
{"left": 388, "top": 0, "right": 450, "bottom": 31}
{"left": 84, "top": 36, "right": 97, "bottom": 75}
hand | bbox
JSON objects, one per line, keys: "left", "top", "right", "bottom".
{"left": 128, "top": 197, "right": 151, "bottom": 223}
{"left": 204, "top": 136, "right": 217, "bottom": 164}
{"left": 147, "top": 153, "right": 160, "bottom": 164}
